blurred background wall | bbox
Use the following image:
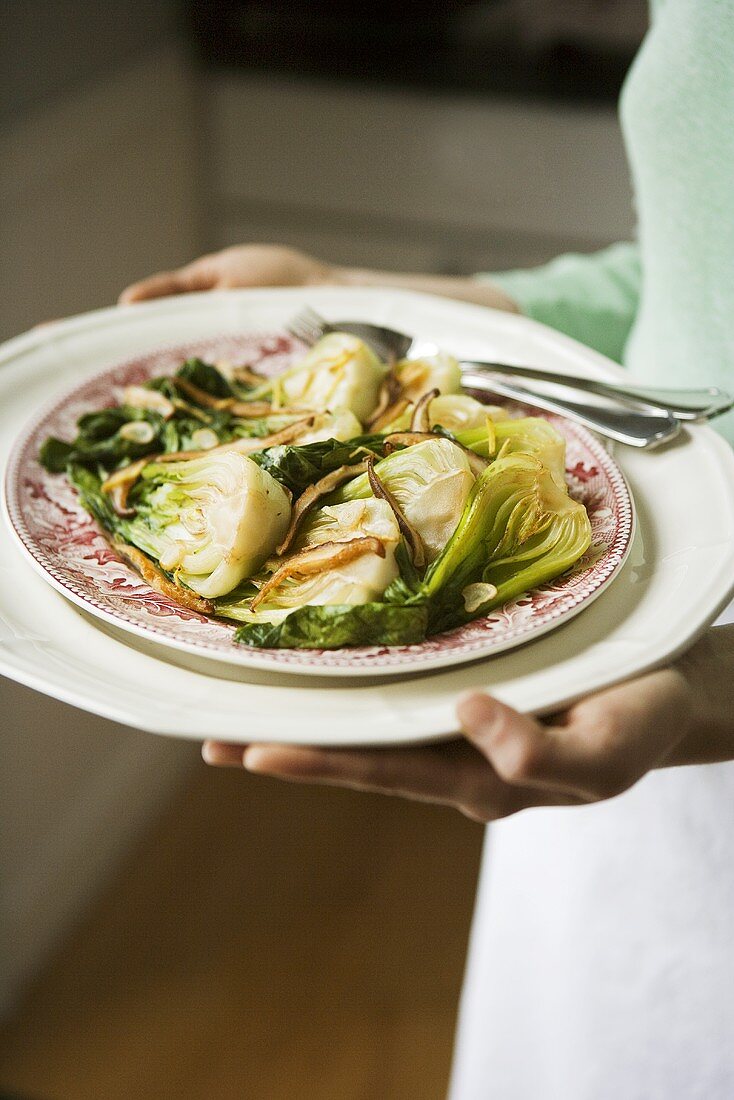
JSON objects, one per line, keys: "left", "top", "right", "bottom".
{"left": 0, "top": 0, "right": 644, "bottom": 1089}
{"left": 0, "top": 1, "right": 202, "bottom": 340}
{"left": 0, "top": 0, "right": 642, "bottom": 342}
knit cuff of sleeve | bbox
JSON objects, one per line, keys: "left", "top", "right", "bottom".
{"left": 476, "top": 243, "right": 640, "bottom": 366}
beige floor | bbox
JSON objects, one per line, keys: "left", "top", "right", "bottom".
{"left": 0, "top": 763, "right": 483, "bottom": 1099}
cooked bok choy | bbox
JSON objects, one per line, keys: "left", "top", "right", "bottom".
{"left": 332, "top": 437, "right": 477, "bottom": 563}
{"left": 126, "top": 451, "right": 291, "bottom": 598}
{"left": 218, "top": 499, "right": 400, "bottom": 623}
{"left": 41, "top": 331, "right": 594, "bottom": 649}
{"left": 419, "top": 451, "right": 592, "bottom": 629}
{"left": 217, "top": 496, "right": 433, "bottom": 648}
{"left": 395, "top": 351, "right": 462, "bottom": 402}
{"left": 457, "top": 415, "right": 568, "bottom": 488}
{"left": 278, "top": 332, "right": 387, "bottom": 421}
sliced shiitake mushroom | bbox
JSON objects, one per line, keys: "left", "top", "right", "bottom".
{"left": 101, "top": 456, "right": 155, "bottom": 516}
{"left": 175, "top": 377, "right": 282, "bottom": 418}
{"left": 366, "top": 365, "right": 401, "bottom": 429}
{"left": 229, "top": 401, "right": 278, "bottom": 418}
{"left": 409, "top": 388, "right": 440, "bottom": 433}
{"left": 369, "top": 398, "right": 411, "bottom": 433}
{"left": 230, "top": 365, "right": 268, "bottom": 387}
{"left": 366, "top": 456, "right": 425, "bottom": 570}
{"left": 170, "top": 397, "right": 212, "bottom": 423}
{"left": 251, "top": 537, "right": 386, "bottom": 611}
{"left": 113, "top": 540, "right": 214, "bottom": 615}
{"left": 382, "top": 430, "right": 438, "bottom": 453}
{"left": 276, "top": 461, "right": 370, "bottom": 556}
{"left": 173, "top": 377, "right": 234, "bottom": 411}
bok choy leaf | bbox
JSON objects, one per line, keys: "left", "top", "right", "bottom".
{"left": 122, "top": 451, "right": 291, "bottom": 598}
{"left": 234, "top": 602, "right": 428, "bottom": 649}
{"left": 251, "top": 434, "right": 386, "bottom": 495}
{"left": 421, "top": 452, "right": 592, "bottom": 630}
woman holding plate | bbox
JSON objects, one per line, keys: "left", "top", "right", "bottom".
{"left": 121, "top": 2, "right": 734, "bottom": 1096}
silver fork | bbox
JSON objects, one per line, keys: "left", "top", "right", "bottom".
{"left": 288, "top": 307, "right": 730, "bottom": 420}
{"left": 286, "top": 307, "right": 687, "bottom": 449}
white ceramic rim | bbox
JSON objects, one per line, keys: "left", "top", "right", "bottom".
{"left": 3, "top": 329, "right": 635, "bottom": 677}
{"left": 0, "top": 286, "right": 732, "bottom": 746}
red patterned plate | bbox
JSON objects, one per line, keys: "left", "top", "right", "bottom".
{"left": 4, "top": 332, "right": 634, "bottom": 677}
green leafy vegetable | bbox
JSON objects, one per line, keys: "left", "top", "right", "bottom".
{"left": 251, "top": 434, "right": 385, "bottom": 495}
{"left": 39, "top": 438, "right": 75, "bottom": 473}
{"left": 40, "top": 407, "right": 166, "bottom": 473}
{"left": 66, "top": 464, "right": 125, "bottom": 534}
{"left": 234, "top": 603, "right": 428, "bottom": 649}
{"left": 421, "top": 451, "right": 591, "bottom": 631}
{"left": 123, "top": 451, "right": 291, "bottom": 598}
{"left": 176, "top": 358, "right": 233, "bottom": 399}
{"left": 42, "top": 343, "right": 594, "bottom": 652}
{"left": 330, "top": 436, "right": 476, "bottom": 562}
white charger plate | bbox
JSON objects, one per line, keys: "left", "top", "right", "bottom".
{"left": 0, "top": 287, "right": 733, "bottom": 745}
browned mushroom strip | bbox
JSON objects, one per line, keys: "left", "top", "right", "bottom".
{"left": 101, "top": 456, "right": 152, "bottom": 493}
{"left": 382, "top": 430, "right": 439, "bottom": 454}
{"left": 155, "top": 416, "right": 317, "bottom": 463}
{"left": 112, "top": 540, "right": 214, "bottom": 615}
{"left": 107, "top": 486, "right": 136, "bottom": 518}
{"left": 370, "top": 398, "right": 411, "bottom": 433}
{"left": 101, "top": 456, "right": 155, "bottom": 516}
{"left": 231, "top": 365, "right": 268, "bottom": 387}
{"left": 460, "top": 446, "right": 491, "bottom": 478}
{"left": 242, "top": 414, "right": 321, "bottom": 448}
{"left": 276, "top": 461, "right": 370, "bottom": 556}
{"left": 251, "top": 537, "right": 386, "bottom": 611}
{"left": 366, "top": 457, "right": 426, "bottom": 570}
{"left": 171, "top": 397, "right": 212, "bottom": 423}
{"left": 383, "top": 431, "right": 489, "bottom": 477}
{"left": 410, "top": 388, "right": 440, "bottom": 433}
{"left": 175, "top": 379, "right": 290, "bottom": 417}
{"left": 173, "top": 377, "right": 235, "bottom": 410}
{"left": 365, "top": 366, "right": 401, "bottom": 428}
{"left": 229, "top": 400, "right": 278, "bottom": 418}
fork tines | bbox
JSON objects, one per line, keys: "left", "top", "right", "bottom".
{"left": 286, "top": 306, "right": 330, "bottom": 347}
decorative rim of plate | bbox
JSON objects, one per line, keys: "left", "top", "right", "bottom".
{"left": 4, "top": 331, "right": 635, "bottom": 676}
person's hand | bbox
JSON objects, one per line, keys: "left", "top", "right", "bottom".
{"left": 119, "top": 245, "right": 334, "bottom": 304}
{"left": 202, "top": 626, "right": 734, "bottom": 821}
{"left": 202, "top": 667, "right": 695, "bottom": 822}
{"left": 119, "top": 243, "right": 520, "bottom": 313}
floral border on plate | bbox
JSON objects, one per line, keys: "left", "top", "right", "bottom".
{"left": 5, "top": 332, "right": 634, "bottom": 673}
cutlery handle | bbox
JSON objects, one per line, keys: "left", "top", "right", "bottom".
{"left": 459, "top": 360, "right": 732, "bottom": 420}
{"left": 461, "top": 371, "right": 680, "bottom": 448}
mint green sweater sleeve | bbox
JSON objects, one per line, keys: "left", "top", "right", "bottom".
{"left": 474, "top": 0, "right": 734, "bottom": 449}
{"left": 480, "top": 242, "right": 640, "bottom": 365}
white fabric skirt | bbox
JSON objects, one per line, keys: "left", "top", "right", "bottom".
{"left": 448, "top": 604, "right": 734, "bottom": 1100}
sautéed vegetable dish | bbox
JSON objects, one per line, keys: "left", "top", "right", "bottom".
{"left": 40, "top": 333, "right": 591, "bottom": 649}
